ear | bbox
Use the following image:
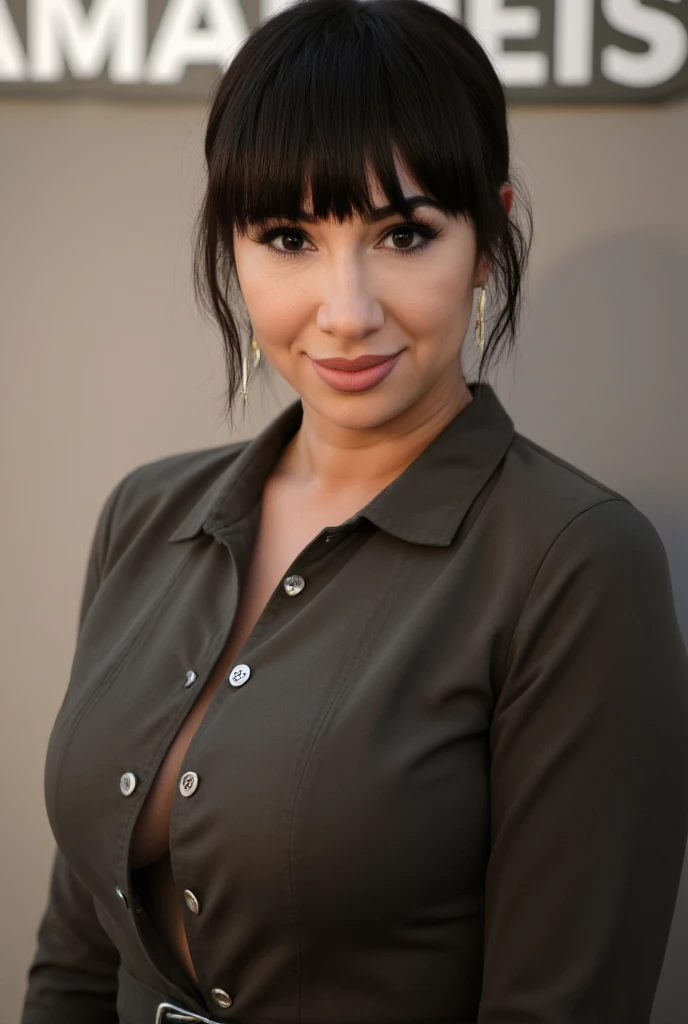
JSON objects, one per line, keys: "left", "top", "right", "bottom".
{"left": 500, "top": 182, "right": 514, "bottom": 217}
{"left": 473, "top": 182, "right": 515, "bottom": 287}
{"left": 473, "top": 253, "right": 490, "bottom": 290}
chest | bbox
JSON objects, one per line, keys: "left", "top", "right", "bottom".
{"left": 44, "top": 495, "right": 502, "bottom": 970}
{"left": 128, "top": 486, "right": 360, "bottom": 867}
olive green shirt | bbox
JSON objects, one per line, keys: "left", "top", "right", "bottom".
{"left": 21, "top": 381, "right": 688, "bottom": 1024}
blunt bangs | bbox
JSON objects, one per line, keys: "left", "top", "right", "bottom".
{"left": 193, "top": 0, "right": 533, "bottom": 417}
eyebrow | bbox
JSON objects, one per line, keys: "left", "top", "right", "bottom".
{"left": 293, "top": 196, "right": 446, "bottom": 224}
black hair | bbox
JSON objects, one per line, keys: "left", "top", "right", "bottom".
{"left": 193, "top": 0, "right": 533, "bottom": 419}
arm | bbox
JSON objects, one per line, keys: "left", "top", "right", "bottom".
{"left": 478, "top": 499, "right": 688, "bottom": 1024}
{"left": 21, "top": 476, "right": 129, "bottom": 1024}
{"left": 20, "top": 848, "right": 120, "bottom": 1024}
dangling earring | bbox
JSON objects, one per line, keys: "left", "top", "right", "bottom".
{"left": 475, "top": 285, "right": 486, "bottom": 355}
{"left": 241, "top": 334, "right": 262, "bottom": 403}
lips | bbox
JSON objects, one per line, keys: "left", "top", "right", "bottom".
{"left": 312, "top": 353, "right": 401, "bottom": 370}
{"left": 309, "top": 350, "right": 403, "bottom": 393}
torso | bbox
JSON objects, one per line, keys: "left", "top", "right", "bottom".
{"left": 128, "top": 468, "right": 376, "bottom": 984}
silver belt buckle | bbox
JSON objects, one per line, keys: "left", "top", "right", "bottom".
{"left": 155, "top": 1002, "right": 222, "bottom": 1024}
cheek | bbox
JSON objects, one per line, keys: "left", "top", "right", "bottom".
{"left": 234, "top": 245, "right": 306, "bottom": 344}
{"left": 387, "top": 226, "right": 477, "bottom": 333}
{"left": 233, "top": 230, "right": 477, "bottom": 354}
{"left": 392, "top": 258, "right": 476, "bottom": 344}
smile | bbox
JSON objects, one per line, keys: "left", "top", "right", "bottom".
{"left": 309, "top": 352, "right": 404, "bottom": 393}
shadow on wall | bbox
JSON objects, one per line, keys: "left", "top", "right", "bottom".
{"left": 494, "top": 228, "right": 688, "bottom": 644}
{"left": 489, "top": 229, "right": 688, "bottom": 1024}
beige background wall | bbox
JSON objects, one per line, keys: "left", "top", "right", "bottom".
{"left": 2, "top": 95, "right": 687, "bottom": 1020}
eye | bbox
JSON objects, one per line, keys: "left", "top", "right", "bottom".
{"left": 378, "top": 222, "right": 441, "bottom": 256}
{"left": 251, "top": 225, "right": 314, "bottom": 259}
{"left": 253, "top": 221, "right": 441, "bottom": 260}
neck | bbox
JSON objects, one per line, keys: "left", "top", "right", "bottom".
{"left": 275, "top": 367, "right": 473, "bottom": 500}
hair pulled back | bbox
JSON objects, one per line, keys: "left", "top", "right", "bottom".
{"left": 193, "top": 0, "right": 533, "bottom": 418}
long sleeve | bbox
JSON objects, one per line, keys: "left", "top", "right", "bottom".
{"left": 20, "top": 848, "right": 120, "bottom": 1024}
{"left": 477, "top": 498, "right": 688, "bottom": 1023}
{"left": 20, "top": 476, "right": 129, "bottom": 1024}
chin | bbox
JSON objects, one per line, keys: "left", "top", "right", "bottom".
{"left": 307, "top": 387, "right": 419, "bottom": 432}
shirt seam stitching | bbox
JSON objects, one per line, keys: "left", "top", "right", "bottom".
{"left": 51, "top": 546, "right": 196, "bottom": 856}
{"left": 496, "top": 496, "right": 631, "bottom": 688}
{"left": 514, "top": 433, "right": 626, "bottom": 499}
{"left": 284, "top": 548, "right": 414, "bottom": 1022}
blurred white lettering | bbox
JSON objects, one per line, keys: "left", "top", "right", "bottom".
{"left": 601, "top": 0, "right": 687, "bottom": 87}
{"left": 0, "top": 0, "right": 686, "bottom": 94}
{"left": 0, "top": 0, "right": 26, "bottom": 79}
{"left": 146, "top": 0, "right": 246, "bottom": 83}
{"left": 28, "top": 0, "right": 144, "bottom": 81}
{"left": 465, "top": 0, "right": 549, "bottom": 87}
{"left": 554, "top": 0, "right": 595, "bottom": 86}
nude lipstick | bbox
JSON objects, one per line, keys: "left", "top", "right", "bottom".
{"left": 309, "top": 351, "right": 403, "bottom": 392}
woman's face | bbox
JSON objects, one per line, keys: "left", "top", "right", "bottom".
{"left": 232, "top": 159, "right": 504, "bottom": 432}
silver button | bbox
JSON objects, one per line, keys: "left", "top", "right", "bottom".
{"left": 183, "top": 889, "right": 200, "bottom": 914}
{"left": 115, "top": 886, "right": 129, "bottom": 908}
{"left": 211, "top": 988, "right": 233, "bottom": 1008}
{"left": 184, "top": 669, "right": 198, "bottom": 687}
{"left": 228, "top": 663, "right": 251, "bottom": 687}
{"left": 283, "top": 573, "right": 305, "bottom": 596}
{"left": 119, "top": 772, "right": 137, "bottom": 796}
{"left": 179, "top": 770, "right": 199, "bottom": 797}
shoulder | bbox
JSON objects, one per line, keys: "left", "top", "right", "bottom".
{"left": 92, "top": 439, "right": 250, "bottom": 565}
{"left": 116, "top": 439, "right": 247, "bottom": 514}
{"left": 503, "top": 428, "right": 628, "bottom": 513}
{"left": 491, "top": 437, "right": 684, "bottom": 699}
{"left": 493, "top": 429, "right": 671, "bottom": 597}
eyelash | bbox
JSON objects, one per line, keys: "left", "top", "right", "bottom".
{"left": 254, "top": 222, "right": 441, "bottom": 260}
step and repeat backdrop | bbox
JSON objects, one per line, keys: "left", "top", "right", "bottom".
{"left": 2, "top": 2, "right": 688, "bottom": 1022}
{"left": 1, "top": 0, "right": 687, "bottom": 101}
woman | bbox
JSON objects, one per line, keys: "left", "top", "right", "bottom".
{"left": 21, "top": 0, "right": 688, "bottom": 1022}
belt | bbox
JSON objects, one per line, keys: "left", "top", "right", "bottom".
{"left": 155, "top": 1004, "right": 225, "bottom": 1024}
{"left": 117, "top": 968, "right": 226, "bottom": 1024}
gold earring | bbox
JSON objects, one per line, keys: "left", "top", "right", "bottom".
{"left": 241, "top": 335, "right": 262, "bottom": 403}
{"left": 475, "top": 286, "right": 486, "bottom": 355}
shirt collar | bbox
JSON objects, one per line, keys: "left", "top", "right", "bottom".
{"left": 168, "top": 380, "right": 515, "bottom": 548}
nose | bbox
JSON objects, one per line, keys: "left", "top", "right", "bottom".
{"left": 315, "top": 257, "right": 384, "bottom": 340}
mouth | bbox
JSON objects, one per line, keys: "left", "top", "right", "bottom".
{"left": 309, "top": 351, "right": 404, "bottom": 393}
{"left": 312, "top": 353, "right": 402, "bottom": 371}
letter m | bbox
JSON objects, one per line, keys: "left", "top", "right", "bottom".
{"left": 28, "top": 0, "right": 144, "bottom": 82}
